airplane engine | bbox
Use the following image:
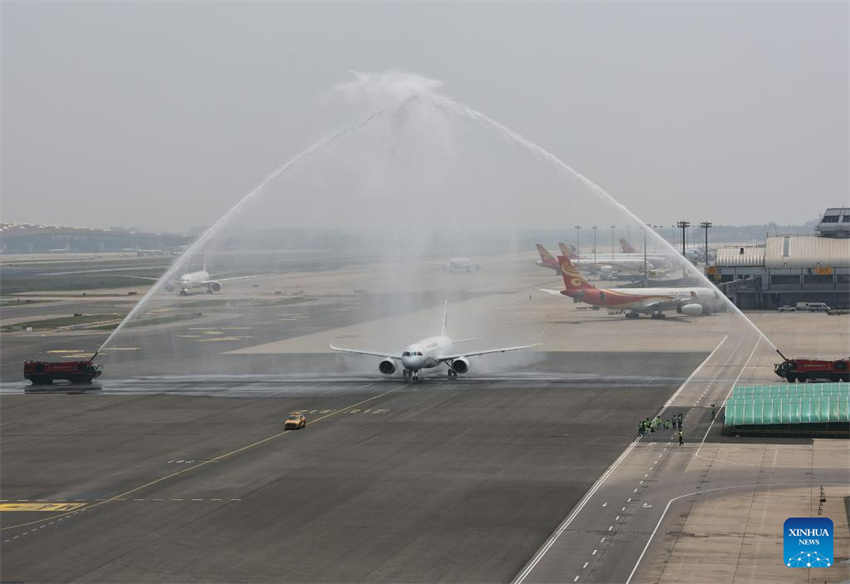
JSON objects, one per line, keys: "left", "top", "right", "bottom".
{"left": 206, "top": 281, "right": 222, "bottom": 293}
{"left": 680, "top": 303, "right": 704, "bottom": 316}
{"left": 378, "top": 360, "right": 396, "bottom": 375}
{"left": 451, "top": 357, "right": 470, "bottom": 374}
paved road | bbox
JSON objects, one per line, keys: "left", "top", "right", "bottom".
{"left": 1, "top": 352, "right": 703, "bottom": 583}
{"left": 511, "top": 334, "right": 850, "bottom": 584}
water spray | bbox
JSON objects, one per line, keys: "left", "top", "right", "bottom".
{"left": 97, "top": 106, "right": 394, "bottom": 354}
{"left": 428, "top": 92, "right": 778, "bottom": 351}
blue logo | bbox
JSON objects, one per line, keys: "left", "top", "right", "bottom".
{"left": 784, "top": 517, "right": 833, "bottom": 568}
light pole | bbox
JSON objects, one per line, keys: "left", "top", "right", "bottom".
{"left": 574, "top": 225, "right": 581, "bottom": 258}
{"left": 592, "top": 226, "right": 598, "bottom": 263}
{"left": 700, "top": 221, "right": 712, "bottom": 265}
{"left": 676, "top": 220, "right": 691, "bottom": 257}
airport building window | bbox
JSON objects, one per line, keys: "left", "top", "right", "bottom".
{"left": 803, "top": 274, "right": 833, "bottom": 286}
{"left": 842, "top": 215, "right": 850, "bottom": 222}
{"left": 821, "top": 215, "right": 840, "bottom": 223}
{"left": 771, "top": 274, "right": 800, "bottom": 285}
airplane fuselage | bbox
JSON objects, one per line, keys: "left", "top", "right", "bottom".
{"left": 402, "top": 335, "right": 453, "bottom": 371}
{"left": 562, "top": 286, "right": 717, "bottom": 312}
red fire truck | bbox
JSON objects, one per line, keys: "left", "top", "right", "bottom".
{"left": 774, "top": 350, "right": 850, "bottom": 383}
{"left": 24, "top": 360, "right": 102, "bottom": 385}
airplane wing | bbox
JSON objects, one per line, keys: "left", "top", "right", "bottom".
{"left": 217, "top": 274, "right": 265, "bottom": 282}
{"left": 438, "top": 343, "right": 541, "bottom": 361}
{"left": 630, "top": 297, "right": 677, "bottom": 313}
{"left": 115, "top": 275, "right": 161, "bottom": 281}
{"left": 329, "top": 344, "right": 402, "bottom": 361}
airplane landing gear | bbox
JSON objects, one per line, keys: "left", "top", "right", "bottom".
{"left": 403, "top": 369, "right": 420, "bottom": 382}
{"left": 625, "top": 311, "right": 639, "bottom": 319}
{"left": 650, "top": 311, "right": 666, "bottom": 319}
{"left": 447, "top": 368, "right": 457, "bottom": 378}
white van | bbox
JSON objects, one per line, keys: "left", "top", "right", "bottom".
{"left": 795, "top": 302, "right": 831, "bottom": 312}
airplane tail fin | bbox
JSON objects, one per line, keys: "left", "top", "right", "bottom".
{"left": 558, "top": 255, "right": 595, "bottom": 292}
{"left": 536, "top": 244, "right": 557, "bottom": 266}
{"left": 440, "top": 300, "right": 449, "bottom": 337}
{"left": 558, "top": 242, "right": 577, "bottom": 259}
{"left": 620, "top": 238, "right": 637, "bottom": 253}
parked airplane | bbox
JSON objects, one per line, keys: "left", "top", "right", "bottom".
{"left": 541, "top": 255, "right": 722, "bottom": 319}
{"left": 444, "top": 257, "right": 480, "bottom": 273}
{"left": 536, "top": 243, "right": 654, "bottom": 275}
{"left": 621, "top": 238, "right": 708, "bottom": 263}
{"left": 124, "top": 262, "right": 257, "bottom": 295}
{"left": 330, "top": 302, "right": 538, "bottom": 381}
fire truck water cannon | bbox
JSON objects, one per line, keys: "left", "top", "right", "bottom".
{"left": 24, "top": 351, "right": 102, "bottom": 385}
{"left": 774, "top": 349, "right": 849, "bottom": 383}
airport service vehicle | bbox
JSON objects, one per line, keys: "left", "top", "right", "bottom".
{"left": 795, "top": 302, "right": 830, "bottom": 312}
{"left": 330, "top": 301, "right": 537, "bottom": 381}
{"left": 777, "top": 305, "right": 797, "bottom": 312}
{"left": 24, "top": 360, "right": 102, "bottom": 385}
{"left": 444, "top": 258, "right": 480, "bottom": 273}
{"left": 540, "top": 255, "right": 723, "bottom": 319}
{"left": 774, "top": 351, "right": 850, "bottom": 383}
{"left": 283, "top": 413, "right": 307, "bottom": 430}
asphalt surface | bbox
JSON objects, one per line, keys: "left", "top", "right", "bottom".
{"left": 0, "top": 351, "right": 704, "bottom": 583}
{"left": 512, "top": 334, "right": 850, "bottom": 584}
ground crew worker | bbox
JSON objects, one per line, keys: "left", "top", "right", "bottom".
{"left": 664, "top": 419, "right": 670, "bottom": 430}
{"left": 678, "top": 431, "right": 684, "bottom": 446}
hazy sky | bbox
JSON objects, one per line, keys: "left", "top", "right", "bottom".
{"left": 2, "top": 2, "right": 847, "bottom": 232}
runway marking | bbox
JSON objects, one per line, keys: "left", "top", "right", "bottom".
{"left": 2, "top": 385, "right": 388, "bottom": 532}
{"left": 582, "top": 562, "right": 589, "bottom": 569}
{"left": 0, "top": 502, "right": 86, "bottom": 512}
{"left": 661, "top": 334, "right": 728, "bottom": 408}
{"left": 695, "top": 337, "right": 762, "bottom": 460}
{"left": 623, "top": 479, "right": 847, "bottom": 584}
{"left": 592, "top": 549, "right": 598, "bottom": 556}
{"left": 512, "top": 436, "right": 640, "bottom": 584}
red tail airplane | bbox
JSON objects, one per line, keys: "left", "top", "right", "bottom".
{"left": 536, "top": 244, "right": 561, "bottom": 272}
{"left": 541, "top": 255, "right": 719, "bottom": 319}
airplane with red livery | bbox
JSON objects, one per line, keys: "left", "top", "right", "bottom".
{"left": 541, "top": 255, "right": 722, "bottom": 319}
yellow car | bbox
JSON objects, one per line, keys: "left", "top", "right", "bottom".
{"left": 284, "top": 413, "right": 307, "bottom": 430}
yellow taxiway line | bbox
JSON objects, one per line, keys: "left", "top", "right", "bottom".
{"left": 2, "top": 386, "right": 390, "bottom": 531}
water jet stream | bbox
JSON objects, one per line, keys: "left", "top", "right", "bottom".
{"left": 431, "top": 94, "right": 777, "bottom": 351}
{"left": 98, "top": 107, "right": 390, "bottom": 353}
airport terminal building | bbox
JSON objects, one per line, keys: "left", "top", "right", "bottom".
{"left": 709, "top": 208, "right": 850, "bottom": 309}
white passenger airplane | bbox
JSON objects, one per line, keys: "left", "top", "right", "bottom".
{"left": 330, "top": 302, "right": 538, "bottom": 381}
{"left": 169, "top": 264, "right": 222, "bottom": 295}
{"left": 125, "top": 262, "right": 257, "bottom": 295}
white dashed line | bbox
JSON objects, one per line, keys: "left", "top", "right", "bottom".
{"left": 592, "top": 549, "right": 598, "bottom": 556}
{"left": 601, "top": 502, "right": 607, "bottom": 507}
{"left": 600, "top": 537, "right": 606, "bottom": 543}
{"left": 573, "top": 576, "right": 580, "bottom": 582}
{"left": 583, "top": 562, "right": 589, "bottom": 569}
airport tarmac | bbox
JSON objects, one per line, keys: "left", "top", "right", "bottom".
{"left": 1, "top": 363, "right": 703, "bottom": 582}
{"left": 2, "top": 253, "right": 848, "bottom": 583}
